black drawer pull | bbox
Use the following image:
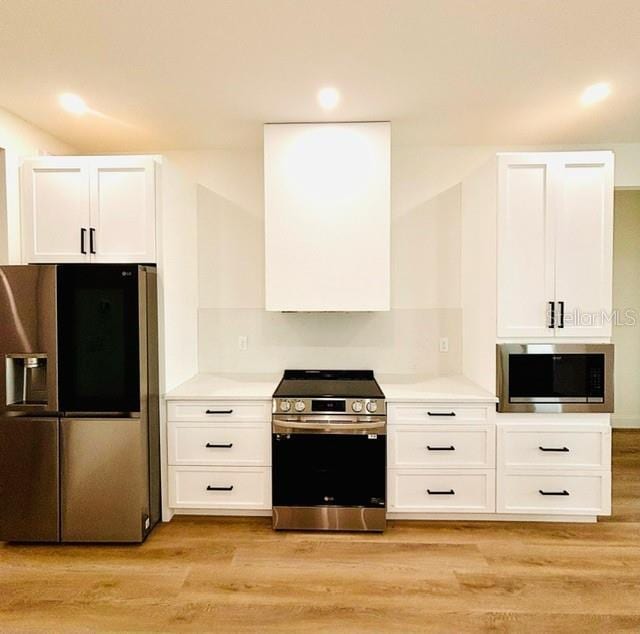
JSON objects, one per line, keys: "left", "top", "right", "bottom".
{"left": 207, "top": 485, "right": 234, "bottom": 491}
{"left": 205, "top": 409, "right": 234, "bottom": 415}
{"left": 205, "top": 443, "right": 233, "bottom": 448}
{"left": 427, "top": 489, "right": 455, "bottom": 495}
{"left": 539, "top": 446, "right": 569, "bottom": 452}
{"left": 427, "top": 445, "right": 455, "bottom": 451}
{"left": 427, "top": 412, "right": 456, "bottom": 417}
{"left": 539, "top": 489, "right": 569, "bottom": 496}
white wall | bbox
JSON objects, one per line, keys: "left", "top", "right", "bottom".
{"left": 0, "top": 107, "right": 75, "bottom": 263}
{"left": 612, "top": 190, "right": 640, "bottom": 427}
{"left": 165, "top": 146, "right": 464, "bottom": 376}
{"left": 461, "top": 157, "right": 497, "bottom": 393}
{"left": 156, "top": 157, "right": 199, "bottom": 393}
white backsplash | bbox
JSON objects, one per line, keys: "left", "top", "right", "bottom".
{"left": 198, "top": 307, "right": 462, "bottom": 374}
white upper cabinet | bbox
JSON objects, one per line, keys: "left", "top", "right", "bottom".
{"left": 21, "top": 157, "right": 91, "bottom": 263}
{"left": 90, "top": 156, "right": 156, "bottom": 263}
{"left": 264, "top": 122, "right": 391, "bottom": 311}
{"left": 497, "top": 151, "right": 613, "bottom": 339}
{"left": 21, "top": 155, "right": 157, "bottom": 264}
{"left": 553, "top": 153, "right": 613, "bottom": 337}
{"left": 497, "top": 154, "right": 556, "bottom": 338}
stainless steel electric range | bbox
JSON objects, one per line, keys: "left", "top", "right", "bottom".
{"left": 271, "top": 370, "right": 386, "bottom": 532}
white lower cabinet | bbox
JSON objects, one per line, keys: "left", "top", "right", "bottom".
{"left": 167, "top": 399, "right": 272, "bottom": 514}
{"left": 387, "top": 402, "right": 497, "bottom": 515}
{"left": 389, "top": 424, "right": 494, "bottom": 469}
{"left": 389, "top": 469, "right": 495, "bottom": 513}
{"left": 498, "top": 472, "right": 611, "bottom": 515}
{"left": 169, "top": 422, "right": 270, "bottom": 466}
{"left": 496, "top": 416, "right": 611, "bottom": 517}
{"left": 169, "top": 466, "right": 271, "bottom": 510}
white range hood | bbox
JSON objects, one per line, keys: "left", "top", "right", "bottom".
{"left": 264, "top": 121, "right": 391, "bottom": 312}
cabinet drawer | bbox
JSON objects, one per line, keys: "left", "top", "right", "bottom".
{"left": 498, "top": 424, "right": 610, "bottom": 470}
{"left": 388, "top": 469, "right": 495, "bottom": 513}
{"left": 389, "top": 403, "right": 492, "bottom": 425}
{"left": 168, "top": 422, "right": 270, "bottom": 466}
{"left": 388, "top": 425, "right": 494, "bottom": 468}
{"left": 169, "top": 466, "right": 271, "bottom": 509}
{"left": 498, "top": 472, "right": 611, "bottom": 515}
{"left": 167, "top": 400, "right": 270, "bottom": 422}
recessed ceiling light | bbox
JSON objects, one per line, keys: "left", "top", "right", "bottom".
{"left": 317, "top": 86, "right": 340, "bottom": 110}
{"left": 580, "top": 82, "right": 611, "bottom": 107}
{"left": 58, "top": 92, "right": 89, "bottom": 115}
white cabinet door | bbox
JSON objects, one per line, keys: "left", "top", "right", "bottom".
{"left": 264, "top": 122, "right": 390, "bottom": 311}
{"left": 497, "top": 154, "right": 556, "bottom": 337}
{"left": 89, "top": 156, "right": 156, "bottom": 263}
{"left": 554, "top": 152, "right": 613, "bottom": 337}
{"left": 21, "top": 157, "right": 91, "bottom": 263}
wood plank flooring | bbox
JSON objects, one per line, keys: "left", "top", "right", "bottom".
{"left": 1, "top": 430, "right": 639, "bottom": 633}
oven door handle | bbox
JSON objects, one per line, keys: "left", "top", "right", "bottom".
{"left": 272, "top": 418, "right": 386, "bottom": 433}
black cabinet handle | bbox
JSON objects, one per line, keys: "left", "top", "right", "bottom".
{"left": 548, "top": 301, "right": 555, "bottom": 328}
{"left": 558, "top": 301, "right": 565, "bottom": 328}
{"left": 80, "top": 228, "right": 87, "bottom": 254}
{"left": 427, "top": 412, "right": 456, "bottom": 417}
{"left": 206, "top": 485, "right": 234, "bottom": 491}
{"left": 427, "top": 445, "right": 455, "bottom": 451}
{"left": 539, "top": 489, "right": 569, "bottom": 496}
{"left": 539, "top": 446, "right": 569, "bottom": 452}
{"left": 205, "top": 443, "right": 233, "bottom": 448}
{"left": 89, "top": 228, "right": 96, "bottom": 254}
{"left": 427, "top": 489, "right": 455, "bottom": 495}
{"left": 205, "top": 409, "right": 233, "bottom": 415}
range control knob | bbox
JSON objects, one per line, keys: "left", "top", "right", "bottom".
{"left": 294, "top": 400, "right": 306, "bottom": 412}
{"left": 351, "top": 400, "right": 363, "bottom": 413}
{"left": 279, "top": 400, "right": 291, "bottom": 412}
{"left": 366, "top": 401, "right": 378, "bottom": 413}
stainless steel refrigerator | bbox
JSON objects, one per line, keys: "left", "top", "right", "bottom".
{"left": 0, "top": 264, "right": 160, "bottom": 542}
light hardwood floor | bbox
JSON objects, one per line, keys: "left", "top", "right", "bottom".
{"left": 1, "top": 431, "right": 639, "bottom": 633}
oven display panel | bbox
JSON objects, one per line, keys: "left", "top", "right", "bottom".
{"left": 311, "top": 399, "right": 346, "bottom": 413}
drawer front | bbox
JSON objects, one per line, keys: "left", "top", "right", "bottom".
{"left": 388, "top": 470, "right": 495, "bottom": 513}
{"left": 167, "top": 400, "right": 270, "bottom": 422}
{"left": 499, "top": 425, "right": 610, "bottom": 470}
{"left": 389, "top": 403, "right": 492, "bottom": 425}
{"left": 498, "top": 472, "right": 611, "bottom": 515}
{"left": 168, "top": 423, "right": 270, "bottom": 466}
{"left": 389, "top": 425, "right": 494, "bottom": 468}
{"left": 169, "top": 466, "right": 271, "bottom": 509}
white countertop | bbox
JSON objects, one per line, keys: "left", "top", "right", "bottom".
{"left": 165, "top": 373, "right": 496, "bottom": 403}
{"left": 378, "top": 374, "right": 497, "bottom": 403}
{"left": 165, "top": 373, "right": 280, "bottom": 400}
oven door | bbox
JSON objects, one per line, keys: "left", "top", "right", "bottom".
{"left": 272, "top": 416, "right": 386, "bottom": 517}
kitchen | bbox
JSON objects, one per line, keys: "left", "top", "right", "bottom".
{"left": 1, "top": 1, "right": 640, "bottom": 632}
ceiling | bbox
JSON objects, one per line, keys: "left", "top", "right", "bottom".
{"left": 1, "top": 0, "right": 639, "bottom": 152}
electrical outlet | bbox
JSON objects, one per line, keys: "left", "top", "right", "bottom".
{"left": 238, "top": 335, "right": 248, "bottom": 351}
{"left": 439, "top": 337, "right": 449, "bottom": 353}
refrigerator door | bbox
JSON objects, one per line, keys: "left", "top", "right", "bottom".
{"left": 57, "top": 264, "right": 141, "bottom": 414}
{"left": 0, "top": 265, "right": 58, "bottom": 415}
{"left": 0, "top": 416, "right": 59, "bottom": 542}
{"left": 60, "top": 417, "right": 147, "bottom": 542}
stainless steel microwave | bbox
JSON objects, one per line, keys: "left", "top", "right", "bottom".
{"left": 497, "top": 344, "right": 614, "bottom": 413}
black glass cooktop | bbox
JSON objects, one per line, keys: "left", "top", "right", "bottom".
{"left": 273, "top": 370, "right": 385, "bottom": 399}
